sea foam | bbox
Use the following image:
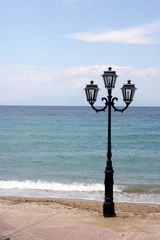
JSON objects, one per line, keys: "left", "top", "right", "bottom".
{"left": 0, "top": 180, "right": 123, "bottom": 192}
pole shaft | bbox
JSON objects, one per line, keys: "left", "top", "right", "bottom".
{"left": 103, "top": 89, "right": 116, "bottom": 217}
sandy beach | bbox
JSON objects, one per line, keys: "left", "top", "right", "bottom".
{"left": 0, "top": 196, "right": 159, "bottom": 240}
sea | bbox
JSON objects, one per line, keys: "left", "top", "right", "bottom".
{"left": 0, "top": 106, "right": 159, "bottom": 203}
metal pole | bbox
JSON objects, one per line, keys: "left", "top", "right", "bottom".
{"left": 103, "top": 89, "right": 116, "bottom": 217}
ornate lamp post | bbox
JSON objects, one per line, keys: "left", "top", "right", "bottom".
{"left": 85, "top": 67, "right": 136, "bottom": 217}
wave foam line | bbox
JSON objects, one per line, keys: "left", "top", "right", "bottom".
{"left": 0, "top": 180, "right": 123, "bottom": 192}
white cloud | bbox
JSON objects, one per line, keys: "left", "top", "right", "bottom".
{"left": 66, "top": 20, "right": 160, "bottom": 44}
{"left": 0, "top": 64, "right": 159, "bottom": 106}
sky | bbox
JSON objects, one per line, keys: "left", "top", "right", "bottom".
{"left": 0, "top": 0, "right": 160, "bottom": 106}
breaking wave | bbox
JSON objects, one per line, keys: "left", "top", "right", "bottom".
{"left": 0, "top": 180, "right": 124, "bottom": 193}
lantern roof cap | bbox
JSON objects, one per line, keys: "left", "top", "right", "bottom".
{"left": 102, "top": 67, "right": 118, "bottom": 76}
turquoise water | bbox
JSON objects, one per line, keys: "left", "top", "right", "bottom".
{"left": 0, "top": 106, "right": 159, "bottom": 203}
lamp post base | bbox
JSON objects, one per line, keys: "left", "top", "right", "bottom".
{"left": 103, "top": 202, "right": 116, "bottom": 217}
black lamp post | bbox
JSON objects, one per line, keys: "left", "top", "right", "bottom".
{"left": 85, "top": 67, "right": 136, "bottom": 217}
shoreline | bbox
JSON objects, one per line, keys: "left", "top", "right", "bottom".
{"left": 0, "top": 195, "right": 159, "bottom": 217}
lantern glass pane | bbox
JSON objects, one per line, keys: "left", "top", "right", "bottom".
{"left": 131, "top": 90, "right": 135, "bottom": 101}
{"left": 85, "top": 89, "right": 90, "bottom": 101}
{"left": 90, "top": 89, "right": 95, "bottom": 101}
{"left": 95, "top": 89, "right": 99, "bottom": 102}
{"left": 126, "top": 89, "right": 131, "bottom": 100}
{"left": 103, "top": 76, "right": 107, "bottom": 88}
{"left": 112, "top": 76, "right": 116, "bottom": 88}
{"left": 108, "top": 76, "right": 112, "bottom": 86}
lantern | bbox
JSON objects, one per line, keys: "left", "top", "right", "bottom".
{"left": 102, "top": 67, "right": 118, "bottom": 89}
{"left": 121, "top": 80, "right": 137, "bottom": 104}
{"left": 85, "top": 81, "right": 99, "bottom": 104}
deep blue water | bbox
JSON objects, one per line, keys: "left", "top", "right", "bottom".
{"left": 0, "top": 106, "right": 159, "bottom": 203}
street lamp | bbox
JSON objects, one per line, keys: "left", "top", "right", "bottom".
{"left": 84, "top": 67, "right": 136, "bottom": 217}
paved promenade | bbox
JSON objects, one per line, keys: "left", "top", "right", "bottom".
{"left": 0, "top": 198, "right": 159, "bottom": 240}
